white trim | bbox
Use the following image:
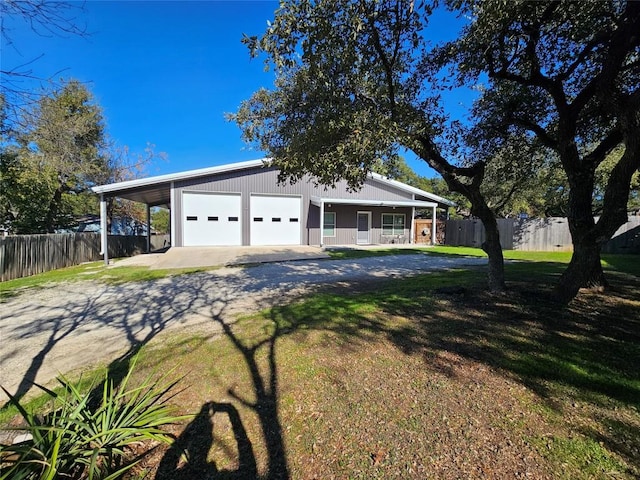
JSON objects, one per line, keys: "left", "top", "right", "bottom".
{"left": 356, "top": 211, "right": 371, "bottom": 245}
{"left": 319, "top": 200, "right": 325, "bottom": 247}
{"left": 170, "top": 182, "right": 176, "bottom": 246}
{"left": 100, "top": 195, "right": 108, "bottom": 265}
{"left": 432, "top": 205, "right": 437, "bottom": 245}
{"left": 369, "top": 172, "right": 456, "bottom": 207}
{"left": 310, "top": 196, "right": 437, "bottom": 208}
{"left": 92, "top": 159, "right": 268, "bottom": 194}
{"left": 323, "top": 210, "right": 336, "bottom": 238}
{"left": 146, "top": 204, "right": 151, "bottom": 253}
{"left": 410, "top": 207, "right": 415, "bottom": 244}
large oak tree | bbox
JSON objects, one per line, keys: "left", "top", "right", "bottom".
{"left": 234, "top": 0, "right": 508, "bottom": 291}
{"left": 234, "top": 0, "right": 640, "bottom": 302}
{"left": 453, "top": 0, "right": 640, "bottom": 301}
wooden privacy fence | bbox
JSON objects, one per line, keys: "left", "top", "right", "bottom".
{"left": 444, "top": 216, "right": 640, "bottom": 253}
{"left": 1, "top": 233, "right": 170, "bottom": 282}
{"left": 413, "top": 219, "right": 446, "bottom": 245}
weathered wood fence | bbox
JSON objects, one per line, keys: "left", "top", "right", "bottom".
{"left": 1, "top": 233, "right": 170, "bottom": 282}
{"left": 413, "top": 219, "right": 446, "bottom": 245}
{"left": 444, "top": 216, "right": 640, "bottom": 253}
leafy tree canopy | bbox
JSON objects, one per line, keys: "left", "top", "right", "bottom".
{"left": 1, "top": 81, "right": 160, "bottom": 234}
{"left": 233, "top": 0, "right": 639, "bottom": 300}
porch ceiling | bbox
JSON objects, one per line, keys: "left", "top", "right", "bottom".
{"left": 97, "top": 182, "right": 171, "bottom": 207}
{"left": 310, "top": 196, "right": 438, "bottom": 208}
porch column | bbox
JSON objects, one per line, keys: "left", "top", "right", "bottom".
{"left": 431, "top": 205, "right": 437, "bottom": 245}
{"left": 146, "top": 204, "right": 151, "bottom": 253}
{"left": 99, "top": 194, "right": 109, "bottom": 265}
{"left": 410, "top": 207, "right": 415, "bottom": 244}
{"left": 319, "top": 200, "right": 325, "bottom": 247}
{"left": 170, "top": 182, "right": 176, "bottom": 247}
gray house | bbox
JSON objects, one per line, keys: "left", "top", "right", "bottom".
{"left": 92, "top": 159, "right": 453, "bottom": 260}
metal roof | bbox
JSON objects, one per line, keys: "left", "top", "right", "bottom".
{"left": 91, "top": 158, "right": 455, "bottom": 208}
{"left": 91, "top": 159, "right": 268, "bottom": 206}
{"left": 310, "top": 196, "right": 437, "bottom": 208}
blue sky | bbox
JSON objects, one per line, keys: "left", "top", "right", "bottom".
{"left": 2, "top": 0, "right": 475, "bottom": 179}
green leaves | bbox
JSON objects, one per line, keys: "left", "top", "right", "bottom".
{"left": 1, "top": 80, "right": 108, "bottom": 233}
{"left": 0, "top": 356, "right": 186, "bottom": 479}
{"left": 231, "top": 0, "right": 433, "bottom": 190}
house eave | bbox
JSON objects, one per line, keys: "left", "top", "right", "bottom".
{"left": 91, "top": 158, "right": 269, "bottom": 195}
{"left": 368, "top": 172, "right": 456, "bottom": 207}
{"left": 310, "top": 196, "right": 438, "bottom": 208}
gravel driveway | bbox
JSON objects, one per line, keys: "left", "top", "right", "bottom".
{"left": 0, "top": 254, "right": 485, "bottom": 403}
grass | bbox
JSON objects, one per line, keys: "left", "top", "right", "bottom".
{"left": 328, "top": 245, "right": 640, "bottom": 276}
{"left": 136, "top": 265, "right": 639, "bottom": 478}
{"left": 3, "top": 247, "right": 637, "bottom": 299}
{"left": 0, "top": 261, "right": 208, "bottom": 298}
{"left": 2, "top": 247, "right": 639, "bottom": 478}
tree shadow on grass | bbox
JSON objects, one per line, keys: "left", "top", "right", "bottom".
{"left": 404, "top": 276, "right": 639, "bottom": 471}
{"left": 4, "top": 261, "right": 638, "bottom": 477}
{"left": 260, "top": 271, "right": 640, "bottom": 474}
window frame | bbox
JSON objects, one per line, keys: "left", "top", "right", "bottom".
{"left": 323, "top": 211, "right": 336, "bottom": 237}
{"left": 381, "top": 213, "right": 406, "bottom": 236}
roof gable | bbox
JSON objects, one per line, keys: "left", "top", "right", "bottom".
{"left": 92, "top": 158, "right": 455, "bottom": 207}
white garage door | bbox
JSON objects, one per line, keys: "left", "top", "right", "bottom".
{"left": 183, "top": 192, "right": 242, "bottom": 246}
{"left": 250, "top": 195, "right": 302, "bottom": 245}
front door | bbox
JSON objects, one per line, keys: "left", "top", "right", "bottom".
{"left": 357, "top": 211, "right": 371, "bottom": 244}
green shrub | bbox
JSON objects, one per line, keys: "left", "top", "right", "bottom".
{"left": 0, "top": 357, "right": 186, "bottom": 479}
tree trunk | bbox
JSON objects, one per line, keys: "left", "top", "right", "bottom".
{"left": 44, "top": 186, "right": 64, "bottom": 233}
{"left": 413, "top": 138, "right": 506, "bottom": 292}
{"left": 553, "top": 160, "right": 605, "bottom": 303}
{"left": 555, "top": 238, "right": 607, "bottom": 303}
{"left": 479, "top": 210, "right": 506, "bottom": 292}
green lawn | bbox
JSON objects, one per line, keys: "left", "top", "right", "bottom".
{"left": 328, "top": 245, "right": 640, "bottom": 276}
{"left": 0, "top": 261, "right": 208, "bottom": 299}
{"left": 2, "top": 250, "right": 638, "bottom": 479}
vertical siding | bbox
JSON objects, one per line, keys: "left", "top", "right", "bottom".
{"left": 174, "top": 166, "right": 415, "bottom": 246}
{"left": 318, "top": 205, "right": 413, "bottom": 245}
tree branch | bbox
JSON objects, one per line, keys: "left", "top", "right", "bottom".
{"left": 367, "top": 5, "right": 397, "bottom": 118}
{"left": 583, "top": 128, "right": 623, "bottom": 170}
{"left": 571, "top": 1, "right": 640, "bottom": 114}
{"left": 506, "top": 115, "right": 558, "bottom": 150}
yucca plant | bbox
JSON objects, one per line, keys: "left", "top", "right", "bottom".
{"left": 0, "top": 356, "right": 187, "bottom": 479}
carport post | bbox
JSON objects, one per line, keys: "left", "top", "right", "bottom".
{"left": 99, "top": 194, "right": 109, "bottom": 265}
{"left": 431, "top": 205, "right": 437, "bottom": 245}
{"left": 410, "top": 207, "right": 415, "bottom": 244}
{"left": 146, "top": 204, "right": 151, "bottom": 253}
{"left": 170, "top": 182, "right": 176, "bottom": 247}
{"left": 319, "top": 199, "right": 325, "bottom": 247}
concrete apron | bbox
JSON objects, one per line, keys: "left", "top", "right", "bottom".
{"left": 110, "top": 243, "right": 432, "bottom": 270}
{"left": 110, "top": 245, "right": 331, "bottom": 270}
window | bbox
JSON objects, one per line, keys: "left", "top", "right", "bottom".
{"left": 323, "top": 212, "right": 336, "bottom": 237}
{"left": 272, "top": 217, "right": 281, "bottom": 222}
{"left": 228, "top": 216, "right": 239, "bottom": 222}
{"left": 208, "top": 216, "right": 218, "bottom": 221}
{"left": 382, "top": 213, "right": 405, "bottom": 236}
{"left": 289, "top": 218, "right": 299, "bottom": 223}
{"left": 186, "top": 216, "right": 197, "bottom": 221}
{"left": 253, "top": 217, "right": 263, "bottom": 222}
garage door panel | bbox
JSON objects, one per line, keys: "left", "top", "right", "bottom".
{"left": 183, "top": 192, "right": 241, "bottom": 246}
{"left": 250, "top": 195, "right": 301, "bottom": 245}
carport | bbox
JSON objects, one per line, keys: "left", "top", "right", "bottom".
{"left": 92, "top": 176, "right": 172, "bottom": 265}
